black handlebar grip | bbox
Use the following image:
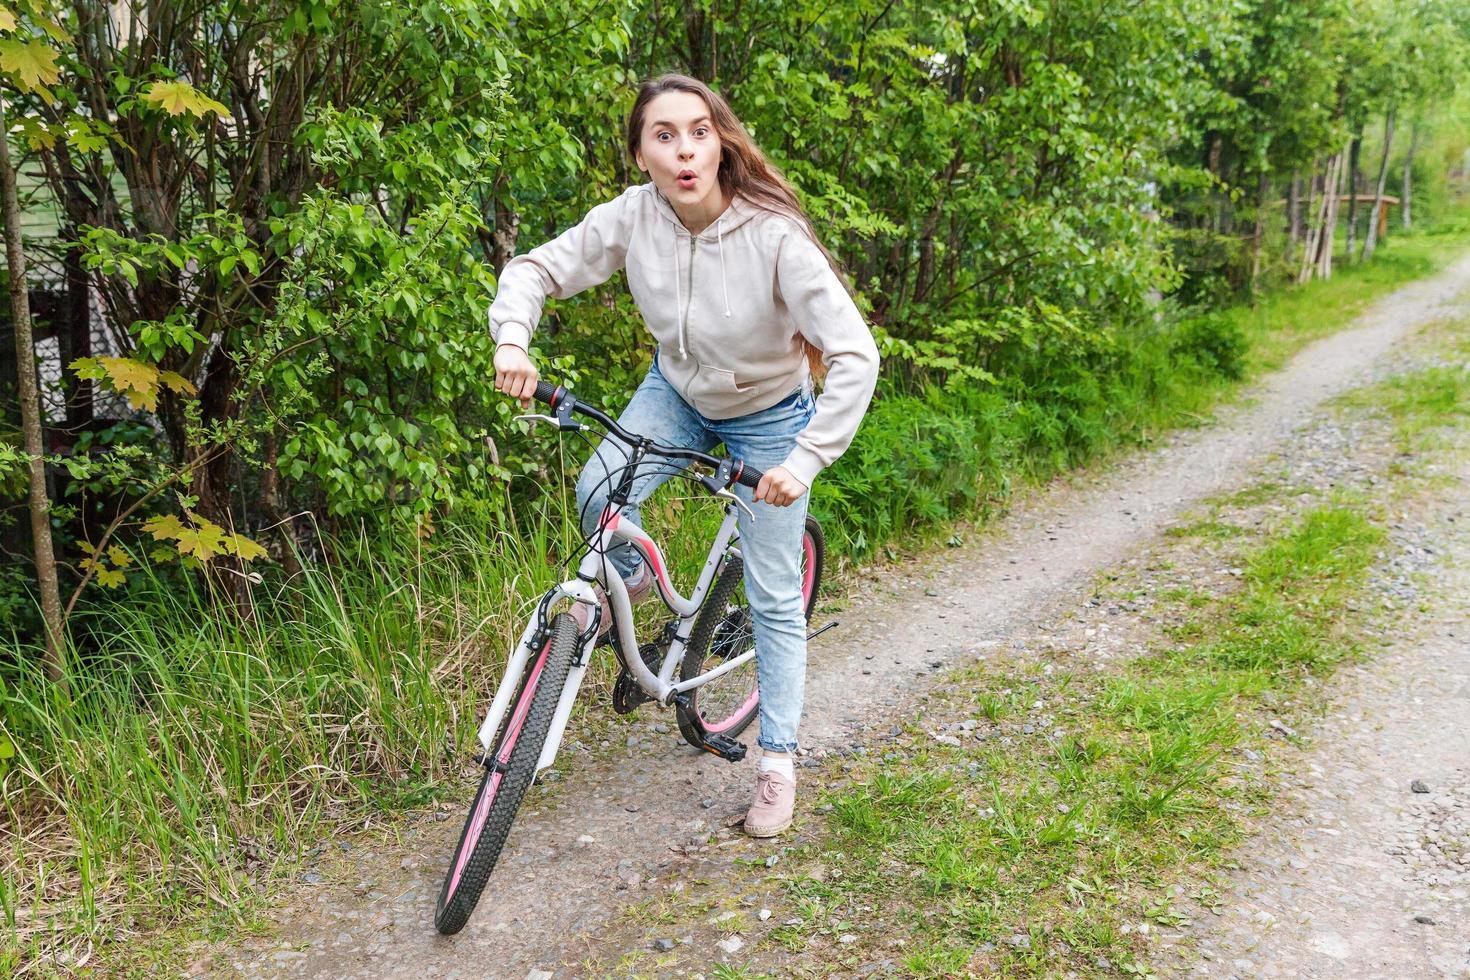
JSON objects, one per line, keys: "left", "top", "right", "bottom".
{"left": 533, "top": 380, "right": 560, "bottom": 406}
{"left": 733, "top": 460, "right": 764, "bottom": 489}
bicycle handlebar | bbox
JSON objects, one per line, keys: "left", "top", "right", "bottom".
{"left": 532, "top": 380, "right": 765, "bottom": 490}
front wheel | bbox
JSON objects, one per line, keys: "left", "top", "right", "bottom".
{"left": 434, "top": 612, "right": 579, "bottom": 935}
{"left": 676, "top": 516, "right": 824, "bottom": 746}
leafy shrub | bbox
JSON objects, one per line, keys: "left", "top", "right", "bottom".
{"left": 1169, "top": 314, "right": 1248, "bottom": 381}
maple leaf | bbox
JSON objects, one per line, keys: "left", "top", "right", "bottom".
{"left": 157, "top": 370, "right": 198, "bottom": 396}
{"left": 72, "top": 356, "right": 161, "bottom": 411}
{"left": 97, "top": 567, "right": 126, "bottom": 589}
{"left": 0, "top": 38, "right": 60, "bottom": 94}
{"left": 79, "top": 556, "right": 102, "bottom": 573}
{"left": 107, "top": 545, "right": 134, "bottom": 568}
{"left": 18, "top": 116, "right": 56, "bottom": 150}
{"left": 66, "top": 118, "right": 109, "bottom": 154}
{"left": 0, "top": 7, "right": 17, "bottom": 33}
{"left": 149, "top": 545, "right": 177, "bottom": 564}
{"left": 223, "top": 533, "right": 268, "bottom": 562}
{"left": 142, "top": 514, "right": 187, "bottom": 541}
{"left": 142, "top": 80, "right": 231, "bottom": 119}
{"left": 174, "top": 521, "right": 228, "bottom": 561}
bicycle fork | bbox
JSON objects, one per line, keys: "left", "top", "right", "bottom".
{"left": 475, "top": 580, "right": 601, "bottom": 776}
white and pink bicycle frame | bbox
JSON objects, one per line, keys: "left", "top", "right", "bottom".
{"left": 474, "top": 495, "right": 752, "bottom": 774}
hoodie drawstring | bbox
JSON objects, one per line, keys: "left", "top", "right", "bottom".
{"left": 674, "top": 234, "right": 686, "bottom": 358}
{"left": 717, "top": 214, "right": 731, "bottom": 318}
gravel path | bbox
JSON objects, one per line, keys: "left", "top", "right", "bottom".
{"left": 1177, "top": 466, "right": 1470, "bottom": 979}
{"left": 205, "top": 255, "right": 1470, "bottom": 979}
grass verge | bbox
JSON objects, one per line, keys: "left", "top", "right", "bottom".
{"left": 588, "top": 337, "right": 1470, "bottom": 978}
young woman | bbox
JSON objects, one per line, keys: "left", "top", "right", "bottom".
{"left": 490, "top": 73, "right": 879, "bottom": 837}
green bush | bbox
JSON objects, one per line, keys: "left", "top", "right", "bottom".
{"left": 1170, "top": 313, "right": 1248, "bottom": 381}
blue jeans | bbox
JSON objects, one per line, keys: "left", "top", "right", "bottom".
{"left": 575, "top": 354, "right": 815, "bottom": 753}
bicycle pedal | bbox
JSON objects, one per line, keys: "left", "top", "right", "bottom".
{"left": 697, "top": 733, "right": 747, "bottom": 763}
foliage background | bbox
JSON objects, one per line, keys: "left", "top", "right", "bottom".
{"left": 1, "top": 0, "right": 1469, "bottom": 966}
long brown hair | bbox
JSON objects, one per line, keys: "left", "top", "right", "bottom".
{"left": 626, "top": 73, "right": 842, "bottom": 379}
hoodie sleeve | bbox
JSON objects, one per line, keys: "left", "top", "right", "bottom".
{"left": 489, "top": 187, "right": 640, "bottom": 351}
{"left": 773, "top": 229, "right": 881, "bottom": 489}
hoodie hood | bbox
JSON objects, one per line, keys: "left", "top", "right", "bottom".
{"left": 650, "top": 187, "right": 763, "bottom": 359}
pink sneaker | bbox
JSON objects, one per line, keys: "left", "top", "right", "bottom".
{"left": 743, "top": 770, "right": 796, "bottom": 837}
{"left": 571, "top": 563, "right": 655, "bottom": 638}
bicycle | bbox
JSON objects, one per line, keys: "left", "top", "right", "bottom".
{"left": 434, "top": 380, "right": 829, "bottom": 935}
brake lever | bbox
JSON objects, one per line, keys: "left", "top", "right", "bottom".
{"left": 714, "top": 486, "right": 757, "bottom": 523}
{"left": 513, "top": 411, "right": 582, "bottom": 432}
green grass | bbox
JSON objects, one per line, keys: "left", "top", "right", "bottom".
{"left": 617, "top": 498, "right": 1387, "bottom": 976}
{"left": 595, "top": 345, "right": 1470, "bottom": 976}
{"left": 2, "top": 219, "right": 1467, "bottom": 972}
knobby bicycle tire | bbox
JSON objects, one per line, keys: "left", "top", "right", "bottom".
{"left": 434, "top": 611, "right": 579, "bottom": 935}
{"left": 677, "top": 516, "right": 824, "bottom": 746}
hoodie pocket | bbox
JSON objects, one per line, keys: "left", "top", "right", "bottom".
{"left": 697, "top": 363, "right": 757, "bottom": 395}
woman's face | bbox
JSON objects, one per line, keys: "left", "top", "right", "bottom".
{"left": 635, "top": 90, "right": 723, "bottom": 213}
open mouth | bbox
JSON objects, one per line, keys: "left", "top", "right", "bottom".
{"left": 676, "top": 170, "right": 698, "bottom": 189}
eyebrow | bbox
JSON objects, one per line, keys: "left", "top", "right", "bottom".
{"left": 648, "top": 116, "right": 712, "bottom": 129}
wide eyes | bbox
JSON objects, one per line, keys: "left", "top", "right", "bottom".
{"left": 656, "top": 127, "right": 711, "bottom": 142}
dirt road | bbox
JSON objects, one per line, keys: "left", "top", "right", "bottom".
{"left": 207, "top": 254, "right": 1470, "bottom": 979}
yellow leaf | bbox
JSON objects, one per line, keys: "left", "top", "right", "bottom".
{"left": 149, "top": 545, "right": 177, "bottom": 563}
{"left": 174, "top": 521, "right": 227, "bottom": 561}
{"left": 0, "top": 38, "right": 60, "bottom": 93}
{"left": 97, "top": 567, "right": 125, "bottom": 589}
{"left": 107, "top": 545, "right": 133, "bottom": 568}
{"left": 157, "top": 370, "right": 198, "bottom": 396}
{"left": 79, "top": 556, "right": 102, "bottom": 573}
{"left": 38, "top": 15, "right": 70, "bottom": 45}
{"left": 91, "top": 356, "right": 160, "bottom": 412}
{"left": 141, "top": 80, "right": 231, "bottom": 119}
{"left": 0, "top": 7, "right": 17, "bottom": 34}
{"left": 223, "top": 533, "right": 267, "bottom": 562}
{"left": 142, "top": 514, "right": 186, "bottom": 541}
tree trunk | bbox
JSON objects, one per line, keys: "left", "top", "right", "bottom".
{"left": 1345, "top": 131, "right": 1361, "bottom": 257}
{"left": 1298, "top": 163, "right": 1326, "bottom": 284}
{"left": 1300, "top": 154, "right": 1340, "bottom": 285}
{"left": 0, "top": 95, "right": 66, "bottom": 682}
{"left": 1250, "top": 170, "right": 1270, "bottom": 290}
{"left": 1318, "top": 143, "right": 1349, "bottom": 280}
{"left": 1401, "top": 121, "right": 1419, "bottom": 231}
{"left": 1360, "top": 110, "right": 1396, "bottom": 263}
{"left": 1286, "top": 171, "right": 1302, "bottom": 263}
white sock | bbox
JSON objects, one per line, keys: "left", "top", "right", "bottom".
{"left": 759, "top": 754, "right": 795, "bottom": 781}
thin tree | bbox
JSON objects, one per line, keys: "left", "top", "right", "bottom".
{"left": 1344, "top": 129, "right": 1361, "bottom": 257}
{"left": 1401, "top": 120, "right": 1419, "bottom": 231}
{"left": 1359, "top": 109, "right": 1395, "bottom": 262}
{"left": 0, "top": 94, "right": 65, "bottom": 682}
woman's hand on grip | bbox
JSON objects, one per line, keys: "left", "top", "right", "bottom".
{"left": 494, "top": 344, "right": 538, "bottom": 408}
{"left": 753, "top": 465, "right": 807, "bottom": 508}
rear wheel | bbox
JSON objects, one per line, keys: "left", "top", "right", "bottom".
{"left": 676, "top": 516, "right": 824, "bottom": 746}
{"left": 434, "top": 612, "right": 579, "bottom": 935}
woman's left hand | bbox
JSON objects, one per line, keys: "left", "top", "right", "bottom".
{"left": 753, "top": 465, "right": 808, "bottom": 508}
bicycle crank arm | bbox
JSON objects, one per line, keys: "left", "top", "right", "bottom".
{"left": 670, "top": 693, "right": 748, "bottom": 763}
{"left": 806, "top": 620, "right": 839, "bottom": 642}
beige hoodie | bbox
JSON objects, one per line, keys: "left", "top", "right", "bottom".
{"left": 488, "top": 183, "right": 879, "bottom": 489}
